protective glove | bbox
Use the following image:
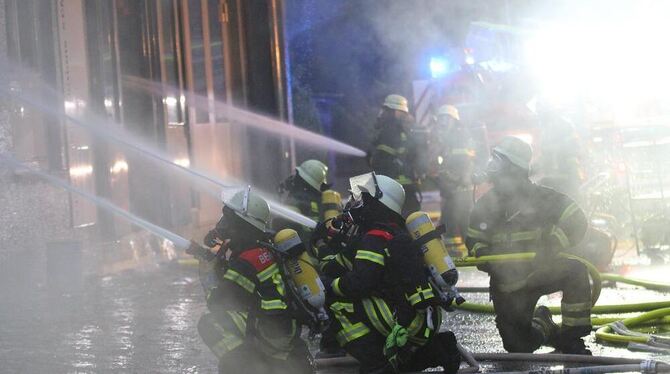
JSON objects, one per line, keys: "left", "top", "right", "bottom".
{"left": 186, "top": 241, "right": 215, "bottom": 262}
{"left": 203, "top": 229, "right": 222, "bottom": 248}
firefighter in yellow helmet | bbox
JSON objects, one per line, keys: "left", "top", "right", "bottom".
{"left": 279, "top": 159, "right": 329, "bottom": 222}
{"left": 465, "top": 136, "right": 592, "bottom": 355}
{"left": 187, "top": 188, "right": 311, "bottom": 374}
{"left": 368, "top": 94, "right": 421, "bottom": 217}
{"left": 320, "top": 173, "right": 461, "bottom": 373}
{"left": 430, "top": 104, "right": 476, "bottom": 255}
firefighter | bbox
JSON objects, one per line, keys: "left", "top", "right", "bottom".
{"left": 465, "top": 136, "right": 592, "bottom": 355}
{"left": 368, "top": 94, "right": 421, "bottom": 217}
{"left": 278, "top": 159, "right": 329, "bottom": 223}
{"left": 187, "top": 188, "right": 311, "bottom": 374}
{"left": 537, "top": 113, "right": 584, "bottom": 201}
{"left": 431, "top": 104, "right": 475, "bottom": 256}
{"left": 322, "top": 173, "right": 461, "bottom": 373}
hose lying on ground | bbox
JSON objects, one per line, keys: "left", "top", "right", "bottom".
{"left": 315, "top": 353, "right": 670, "bottom": 372}
{"left": 596, "top": 307, "right": 670, "bottom": 349}
{"left": 492, "top": 362, "right": 670, "bottom": 374}
{"left": 455, "top": 300, "right": 670, "bottom": 315}
{"left": 601, "top": 273, "right": 670, "bottom": 293}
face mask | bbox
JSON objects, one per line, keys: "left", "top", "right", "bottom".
{"left": 486, "top": 152, "right": 507, "bottom": 177}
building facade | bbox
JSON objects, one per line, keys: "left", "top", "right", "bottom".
{"left": 0, "top": 0, "right": 292, "bottom": 280}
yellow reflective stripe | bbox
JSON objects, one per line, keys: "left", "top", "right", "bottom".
{"left": 471, "top": 242, "right": 489, "bottom": 257}
{"left": 355, "top": 250, "right": 385, "bottom": 266}
{"left": 362, "top": 298, "right": 389, "bottom": 336}
{"left": 561, "top": 316, "right": 592, "bottom": 327}
{"left": 492, "top": 230, "right": 541, "bottom": 244}
{"left": 322, "top": 254, "right": 337, "bottom": 262}
{"left": 261, "top": 299, "right": 288, "bottom": 311}
{"left": 396, "top": 175, "right": 413, "bottom": 185}
{"left": 335, "top": 253, "right": 353, "bottom": 270}
{"left": 407, "top": 311, "right": 425, "bottom": 337}
{"left": 226, "top": 311, "right": 248, "bottom": 335}
{"left": 444, "top": 236, "right": 460, "bottom": 244}
{"left": 467, "top": 227, "right": 488, "bottom": 241}
{"left": 212, "top": 334, "right": 244, "bottom": 357}
{"left": 272, "top": 272, "right": 286, "bottom": 296}
{"left": 372, "top": 296, "right": 395, "bottom": 327}
{"left": 311, "top": 201, "right": 319, "bottom": 214}
{"left": 406, "top": 286, "right": 435, "bottom": 306}
{"left": 336, "top": 323, "right": 370, "bottom": 345}
{"left": 257, "top": 263, "right": 279, "bottom": 282}
{"left": 376, "top": 144, "right": 402, "bottom": 155}
{"left": 332, "top": 278, "right": 344, "bottom": 297}
{"left": 562, "top": 301, "right": 592, "bottom": 313}
{"left": 559, "top": 202, "right": 580, "bottom": 225}
{"left": 223, "top": 269, "right": 256, "bottom": 293}
{"left": 331, "top": 302, "right": 370, "bottom": 344}
{"left": 550, "top": 226, "right": 571, "bottom": 249}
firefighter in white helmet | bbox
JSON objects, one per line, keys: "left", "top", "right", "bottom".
{"left": 319, "top": 172, "right": 461, "bottom": 373}
{"left": 187, "top": 188, "right": 311, "bottom": 374}
{"left": 368, "top": 94, "right": 421, "bottom": 217}
{"left": 465, "top": 136, "right": 592, "bottom": 355}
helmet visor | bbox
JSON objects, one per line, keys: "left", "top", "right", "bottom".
{"left": 486, "top": 151, "right": 507, "bottom": 175}
{"left": 349, "top": 172, "right": 382, "bottom": 201}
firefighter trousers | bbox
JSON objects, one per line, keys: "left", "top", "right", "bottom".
{"left": 198, "top": 312, "right": 311, "bottom": 374}
{"left": 490, "top": 257, "right": 592, "bottom": 353}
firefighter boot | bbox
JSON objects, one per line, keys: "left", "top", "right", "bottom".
{"left": 532, "top": 306, "right": 559, "bottom": 348}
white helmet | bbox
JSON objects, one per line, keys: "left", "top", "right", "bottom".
{"left": 225, "top": 187, "right": 270, "bottom": 232}
{"left": 296, "top": 159, "right": 328, "bottom": 191}
{"left": 349, "top": 172, "right": 405, "bottom": 216}
{"left": 492, "top": 136, "right": 532, "bottom": 172}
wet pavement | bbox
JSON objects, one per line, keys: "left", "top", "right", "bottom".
{"left": 1, "top": 261, "right": 669, "bottom": 373}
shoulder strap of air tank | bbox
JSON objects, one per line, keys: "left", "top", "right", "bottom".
{"left": 413, "top": 224, "right": 446, "bottom": 248}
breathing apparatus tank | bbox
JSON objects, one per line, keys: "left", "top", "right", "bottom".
{"left": 321, "top": 190, "right": 342, "bottom": 222}
{"left": 406, "top": 211, "right": 464, "bottom": 304}
{"left": 273, "top": 229, "right": 328, "bottom": 323}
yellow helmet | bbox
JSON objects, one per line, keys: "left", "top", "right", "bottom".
{"left": 493, "top": 136, "right": 532, "bottom": 171}
{"left": 436, "top": 104, "right": 460, "bottom": 121}
{"left": 296, "top": 159, "right": 328, "bottom": 191}
{"left": 225, "top": 187, "right": 270, "bottom": 232}
{"left": 382, "top": 94, "right": 409, "bottom": 113}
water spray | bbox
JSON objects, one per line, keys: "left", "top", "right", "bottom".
{"left": 0, "top": 153, "right": 191, "bottom": 250}
{"left": 0, "top": 86, "right": 316, "bottom": 228}
{"left": 122, "top": 75, "right": 366, "bottom": 157}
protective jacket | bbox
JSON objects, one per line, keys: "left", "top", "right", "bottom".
{"left": 203, "top": 245, "right": 299, "bottom": 360}
{"left": 465, "top": 184, "right": 592, "bottom": 353}
{"left": 326, "top": 225, "right": 439, "bottom": 347}
{"left": 370, "top": 120, "right": 417, "bottom": 188}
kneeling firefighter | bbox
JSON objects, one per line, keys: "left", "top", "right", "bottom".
{"left": 323, "top": 172, "right": 462, "bottom": 373}
{"left": 187, "top": 188, "right": 311, "bottom": 374}
{"left": 277, "top": 159, "right": 329, "bottom": 225}
{"left": 465, "top": 136, "right": 592, "bottom": 354}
